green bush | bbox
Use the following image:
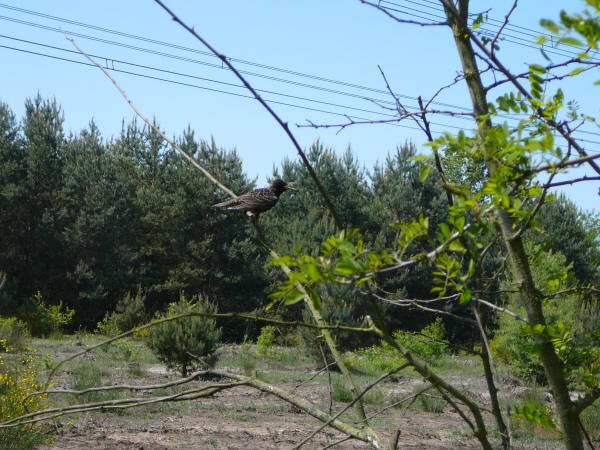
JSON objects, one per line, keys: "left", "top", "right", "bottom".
{"left": 111, "top": 288, "right": 148, "bottom": 332}
{"left": 346, "top": 318, "right": 449, "bottom": 374}
{"left": 145, "top": 294, "right": 222, "bottom": 376}
{"left": 256, "top": 325, "right": 277, "bottom": 358}
{"left": 0, "top": 343, "right": 49, "bottom": 448}
{"left": 331, "top": 377, "right": 385, "bottom": 405}
{"left": 347, "top": 341, "right": 405, "bottom": 374}
{"left": 95, "top": 314, "right": 121, "bottom": 337}
{"left": 0, "top": 317, "right": 30, "bottom": 351}
{"left": 393, "top": 317, "right": 449, "bottom": 362}
{"left": 69, "top": 360, "right": 123, "bottom": 407}
{"left": 490, "top": 245, "right": 600, "bottom": 384}
{"left": 16, "top": 292, "right": 74, "bottom": 337}
{"left": 508, "top": 387, "right": 561, "bottom": 441}
{"left": 416, "top": 389, "right": 446, "bottom": 413}
{"left": 95, "top": 288, "right": 148, "bottom": 337}
{"left": 580, "top": 399, "right": 600, "bottom": 441}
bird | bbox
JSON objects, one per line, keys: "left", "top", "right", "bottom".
{"left": 212, "top": 179, "right": 295, "bottom": 218}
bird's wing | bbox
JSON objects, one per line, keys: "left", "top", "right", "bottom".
{"left": 213, "top": 197, "right": 240, "bottom": 208}
{"left": 232, "top": 188, "right": 278, "bottom": 211}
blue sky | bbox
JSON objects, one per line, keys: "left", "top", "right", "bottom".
{"left": 0, "top": 0, "right": 598, "bottom": 213}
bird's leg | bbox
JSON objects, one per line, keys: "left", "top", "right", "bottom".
{"left": 247, "top": 212, "right": 266, "bottom": 240}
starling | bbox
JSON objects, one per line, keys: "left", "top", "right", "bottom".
{"left": 212, "top": 179, "right": 295, "bottom": 217}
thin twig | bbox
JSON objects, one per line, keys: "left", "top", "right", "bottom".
{"left": 62, "top": 30, "right": 237, "bottom": 199}
{"left": 293, "top": 363, "right": 409, "bottom": 449}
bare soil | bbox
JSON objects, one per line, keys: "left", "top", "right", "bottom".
{"left": 37, "top": 341, "right": 566, "bottom": 450}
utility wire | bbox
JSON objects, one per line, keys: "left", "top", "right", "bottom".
{"left": 0, "top": 2, "right": 470, "bottom": 109}
{"left": 0, "top": 12, "right": 595, "bottom": 135}
{"left": 0, "top": 13, "right": 474, "bottom": 114}
{"left": 1, "top": 3, "right": 599, "bottom": 147}
{"left": 380, "top": 0, "right": 600, "bottom": 61}
{"left": 381, "top": 0, "right": 596, "bottom": 56}
{"left": 0, "top": 41, "right": 448, "bottom": 135}
{"left": 3, "top": 35, "right": 600, "bottom": 151}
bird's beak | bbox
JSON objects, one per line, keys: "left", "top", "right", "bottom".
{"left": 285, "top": 181, "right": 297, "bottom": 190}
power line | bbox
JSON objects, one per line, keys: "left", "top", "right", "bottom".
{"left": 0, "top": 2, "right": 464, "bottom": 107}
{"left": 0, "top": 9, "right": 593, "bottom": 133}
{"left": 1, "top": 1, "right": 595, "bottom": 125}
{"left": 3, "top": 36, "right": 600, "bottom": 151}
{"left": 0, "top": 13, "right": 475, "bottom": 115}
{"left": 380, "top": 0, "right": 600, "bottom": 61}
{"left": 0, "top": 41, "right": 449, "bottom": 136}
{"left": 1, "top": 3, "right": 599, "bottom": 148}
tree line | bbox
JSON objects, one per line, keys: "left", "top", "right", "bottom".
{"left": 0, "top": 95, "right": 598, "bottom": 342}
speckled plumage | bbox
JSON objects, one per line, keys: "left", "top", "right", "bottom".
{"left": 213, "top": 179, "right": 294, "bottom": 216}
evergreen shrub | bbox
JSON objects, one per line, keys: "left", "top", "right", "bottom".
{"left": 145, "top": 294, "right": 222, "bottom": 376}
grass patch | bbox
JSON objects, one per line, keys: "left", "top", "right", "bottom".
{"left": 331, "top": 377, "right": 385, "bottom": 406}
{"left": 67, "top": 360, "right": 126, "bottom": 412}
{"left": 507, "top": 386, "right": 562, "bottom": 443}
{"left": 417, "top": 391, "right": 445, "bottom": 413}
{"left": 579, "top": 399, "right": 600, "bottom": 441}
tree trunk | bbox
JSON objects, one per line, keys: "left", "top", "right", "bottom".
{"left": 440, "top": 1, "right": 583, "bottom": 448}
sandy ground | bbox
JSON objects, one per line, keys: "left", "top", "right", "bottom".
{"left": 38, "top": 344, "right": 570, "bottom": 450}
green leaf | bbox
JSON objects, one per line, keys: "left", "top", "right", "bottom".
{"left": 529, "top": 64, "right": 546, "bottom": 75}
{"left": 512, "top": 401, "right": 556, "bottom": 430}
{"left": 283, "top": 288, "right": 305, "bottom": 305}
{"left": 449, "top": 240, "right": 466, "bottom": 253}
{"left": 459, "top": 288, "right": 472, "bottom": 304}
{"left": 568, "top": 67, "right": 586, "bottom": 76}
{"left": 309, "top": 290, "right": 321, "bottom": 310}
{"left": 419, "top": 164, "right": 432, "bottom": 183}
{"left": 303, "top": 264, "right": 323, "bottom": 283}
{"left": 336, "top": 258, "right": 365, "bottom": 276}
{"left": 471, "top": 14, "right": 484, "bottom": 31}
{"left": 558, "top": 37, "right": 584, "bottom": 47}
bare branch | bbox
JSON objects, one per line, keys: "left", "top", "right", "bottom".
{"left": 490, "top": 0, "right": 518, "bottom": 59}
{"left": 62, "top": 30, "right": 237, "bottom": 200}
{"left": 2, "top": 382, "right": 244, "bottom": 428}
{"left": 30, "top": 369, "right": 211, "bottom": 399}
{"left": 292, "top": 363, "right": 409, "bottom": 450}
{"left": 543, "top": 175, "right": 600, "bottom": 188}
{"left": 475, "top": 297, "right": 528, "bottom": 323}
{"left": 44, "top": 311, "right": 377, "bottom": 388}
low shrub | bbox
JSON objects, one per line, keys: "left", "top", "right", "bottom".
{"left": 16, "top": 292, "right": 74, "bottom": 337}
{"left": 393, "top": 317, "right": 449, "bottom": 362}
{"left": 330, "top": 377, "right": 385, "bottom": 405}
{"left": 0, "top": 317, "right": 30, "bottom": 351}
{"left": 347, "top": 342, "right": 404, "bottom": 374}
{"left": 0, "top": 341, "right": 49, "bottom": 448}
{"left": 69, "top": 360, "right": 123, "bottom": 407}
{"left": 346, "top": 318, "right": 449, "bottom": 374}
{"left": 417, "top": 390, "right": 445, "bottom": 413}
{"left": 508, "top": 388, "right": 561, "bottom": 441}
{"left": 579, "top": 399, "right": 600, "bottom": 441}
{"left": 95, "top": 314, "right": 121, "bottom": 337}
{"left": 331, "top": 378, "right": 354, "bottom": 403}
{"left": 95, "top": 288, "right": 148, "bottom": 337}
{"left": 145, "top": 294, "right": 222, "bottom": 376}
{"left": 256, "top": 325, "right": 277, "bottom": 358}
{"left": 111, "top": 288, "right": 148, "bottom": 332}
